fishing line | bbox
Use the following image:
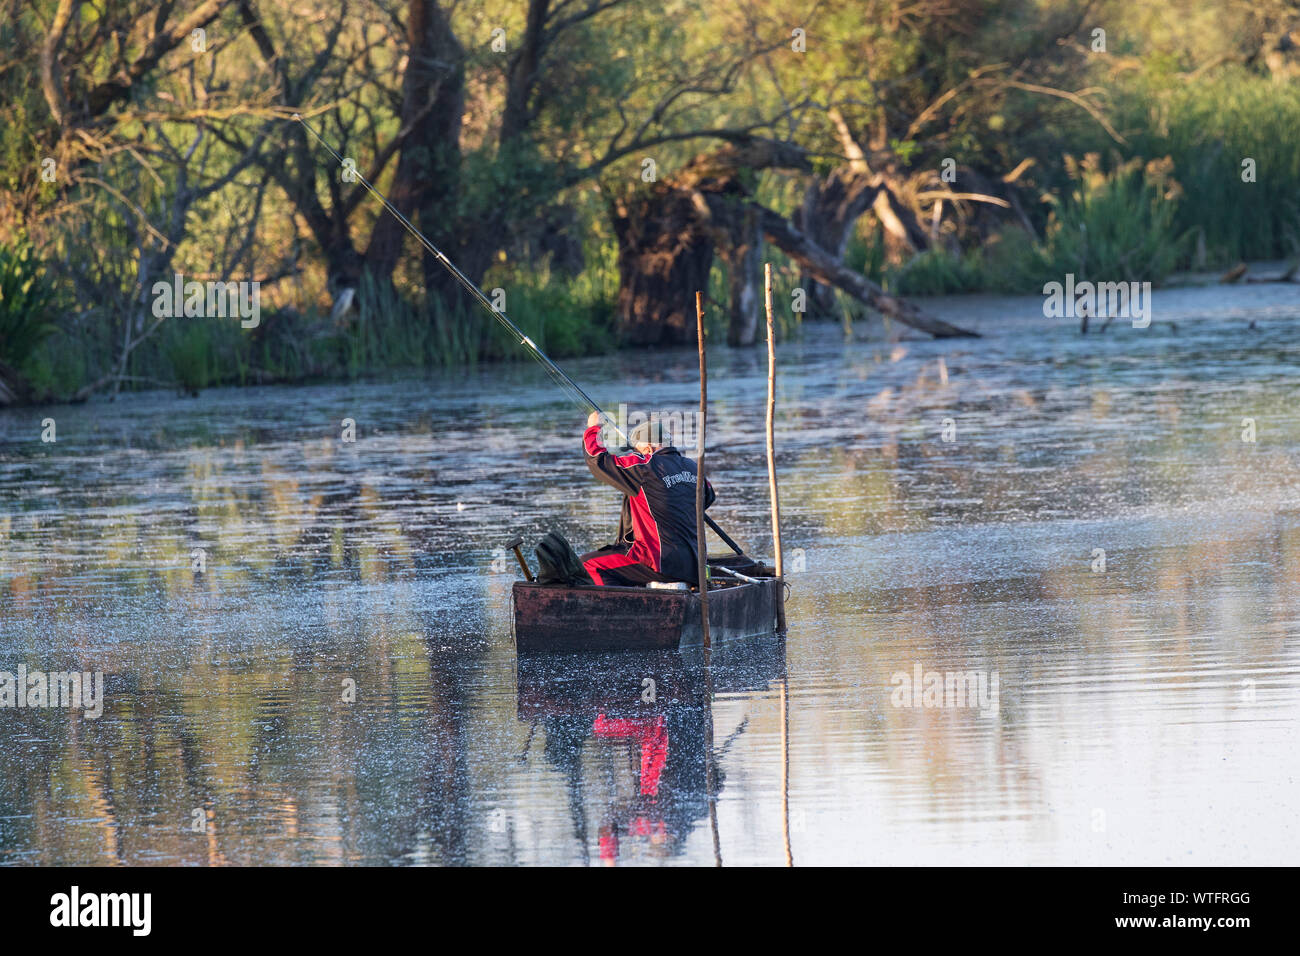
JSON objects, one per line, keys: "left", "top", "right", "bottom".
{"left": 293, "top": 112, "right": 627, "bottom": 442}
{"left": 294, "top": 113, "right": 742, "bottom": 552}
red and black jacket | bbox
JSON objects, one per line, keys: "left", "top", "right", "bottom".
{"left": 583, "top": 425, "right": 716, "bottom": 582}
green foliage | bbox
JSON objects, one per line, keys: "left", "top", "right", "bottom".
{"left": 480, "top": 244, "right": 618, "bottom": 360}
{"left": 5, "top": 0, "right": 1299, "bottom": 404}
{"left": 1105, "top": 69, "right": 1300, "bottom": 265}
{"left": 845, "top": 229, "right": 887, "bottom": 285}
{"left": 13, "top": 249, "right": 622, "bottom": 403}
{"left": 18, "top": 338, "right": 86, "bottom": 401}
{"left": 162, "top": 321, "right": 223, "bottom": 394}
{"left": 1038, "top": 153, "right": 1190, "bottom": 283}
{"left": 889, "top": 139, "right": 921, "bottom": 166}
{"left": 884, "top": 156, "right": 1189, "bottom": 294}
{"left": 233, "top": 251, "right": 616, "bottom": 388}
{"left": 889, "top": 247, "right": 985, "bottom": 296}
{"left": 975, "top": 227, "right": 1055, "bottom": 293}
{"left": 0, "top": 238, "right": 58, "bottom": 374}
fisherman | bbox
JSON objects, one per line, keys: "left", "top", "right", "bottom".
{"left": 580, "top": 411, "right": 715, "bottom": 587}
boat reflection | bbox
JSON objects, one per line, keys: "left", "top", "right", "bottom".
{"left": 515, "top": 636, "right": 786, "bottom": 865}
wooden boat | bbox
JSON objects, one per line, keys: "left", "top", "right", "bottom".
{"left": 511, "top": 557, "right": 781, "bottom": 654}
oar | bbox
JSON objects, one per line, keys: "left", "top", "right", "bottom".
{"left": 711, "top": 564, "right": 761, "bottom": 584}
{"left": 705, "top": 515, "right": 744, "bottom": 556}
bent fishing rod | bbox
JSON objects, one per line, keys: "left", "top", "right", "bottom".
{"left": 294, "top": 113, "right": 745, "bottom": 555}
{"left": 294, "top": 113, "right": 609, "bottom": 424}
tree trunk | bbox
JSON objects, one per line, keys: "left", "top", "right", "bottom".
{"left": 611, "top": 137, "right": 809, "bottom": 345}
{"left": 795, "top": 167, "right": 881, "bottom": 316}
{"left": 875, "top": 185, "right": 936, "bottom": 264}
{"left": 500, "top": 0, "right": 551, "bottom": 147}
{"left": 611, "top": 186, "right": 716, "bottom": 346}
{"left": 720, "top": 204, "right": 762, "bottom": 346}
{"left": 609, "top": 136, "right": 973, "bottom": 343}
{"left": 366, "top": 0, "right": 464, "bottom": 289}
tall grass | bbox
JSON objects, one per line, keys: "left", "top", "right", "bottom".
{"left": 889, "top": 247, "right": 985, "bottom": 295}
{"left": 0, "top": 238, "right": 58, "bottom": 375}
{"left": 12, "top": 240, "right": 619, "bottom": 403}
{"left": 881, "top": 67, "right": 1298, "bottom": 297}
{"left": 1106, "top": 69, "right": 1300, "bottom": 266}
{"left": 887, "top": 153, "right": 1190, "bottom": 295}
{"left": 27, "top": 250, "right": 620, "bottom": 400}
{"left": 1038, "top": 153, "right": 1190, "bottom": 283}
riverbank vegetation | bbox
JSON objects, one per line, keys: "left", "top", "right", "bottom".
{"left": 2, "top": 0, "right": 1298, "bottom": 404}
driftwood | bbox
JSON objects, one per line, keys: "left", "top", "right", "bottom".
{"left": 1225, "top": 261, "right": 1299, "bottom": 284}
{"left": 759, "top": 209, "right": 979, "bottom": 338}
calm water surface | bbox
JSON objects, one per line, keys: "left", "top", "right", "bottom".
{"left": 2, "top": 284, "right": 1298, "bottom": 865}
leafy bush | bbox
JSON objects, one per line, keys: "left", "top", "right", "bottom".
{"left": 889, "top": 247, "right": 986, "bottom": 296}
{"left": 1038, "top": 153, "right": 1190, "bottom": 283}
{"left": 1106, "top": 69, "right": 1300, "bottom": 265}
{"left": 0, "top": 238, "right": 57, "bottom": 375}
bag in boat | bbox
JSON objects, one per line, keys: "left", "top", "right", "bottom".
{"left": 534, "top": 531, "right": 594, "bottom": 587}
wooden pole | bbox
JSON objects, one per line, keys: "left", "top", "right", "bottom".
{"left": 694, "top": 291, "right": 711, "bottom": 650}
{"left": 697, "top": 290, "right": 721, "bottom": 864}
{"left": 764, "top": 263, "right": 787, "bottom": 633}
{"left": 780, "top": 675, "right": 793, "bottom": 867}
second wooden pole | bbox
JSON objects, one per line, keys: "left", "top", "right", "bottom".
{"left": 764, "top": 263, "right": 787, "bottom": 632}
{"left": 694, "top": 290, "right": 711, "bottom": 649}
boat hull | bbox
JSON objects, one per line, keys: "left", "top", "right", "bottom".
{"left": 511, "top": 573, "right": 780, "bottom": 653}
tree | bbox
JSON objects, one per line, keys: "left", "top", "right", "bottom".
{"left": 743, "top": 0, "right": 1113, "bottom": 312}
{"left": 612, "top": 137, "right": 977, "bottom": 343}
{"left": 12, "top": 0, "right": 278, "bottom": 397}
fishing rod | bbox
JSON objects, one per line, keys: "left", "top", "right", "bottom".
{"left": 294, "top": 112, "right": 744, "bottom": 554}
{"left": 293, "top": 113, "right": 610, "bottom": 431}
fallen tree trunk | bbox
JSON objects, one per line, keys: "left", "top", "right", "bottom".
{"left": 758, "top": 208, "right": 979, "bottom": 338}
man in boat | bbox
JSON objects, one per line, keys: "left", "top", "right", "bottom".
{"left": 580, "top": 411, "right": 715, "bottom": 587}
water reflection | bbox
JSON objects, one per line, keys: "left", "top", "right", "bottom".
{"left": 1, "top": 284, "right": 1299, "bottom": 865}
{"left": 516, "top": 638, "right": 785, "bottom": 865}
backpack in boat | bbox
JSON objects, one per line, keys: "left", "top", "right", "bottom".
{"left": 534, "top": 531, "right": 594, "bottom": 587}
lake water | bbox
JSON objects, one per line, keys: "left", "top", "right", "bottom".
{"left": 1, "top": 282, "right": 1298, "bottom": 865}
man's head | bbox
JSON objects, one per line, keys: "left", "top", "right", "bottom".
{"left": 628, "top": 419, "right": 673, "bottom": 455}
